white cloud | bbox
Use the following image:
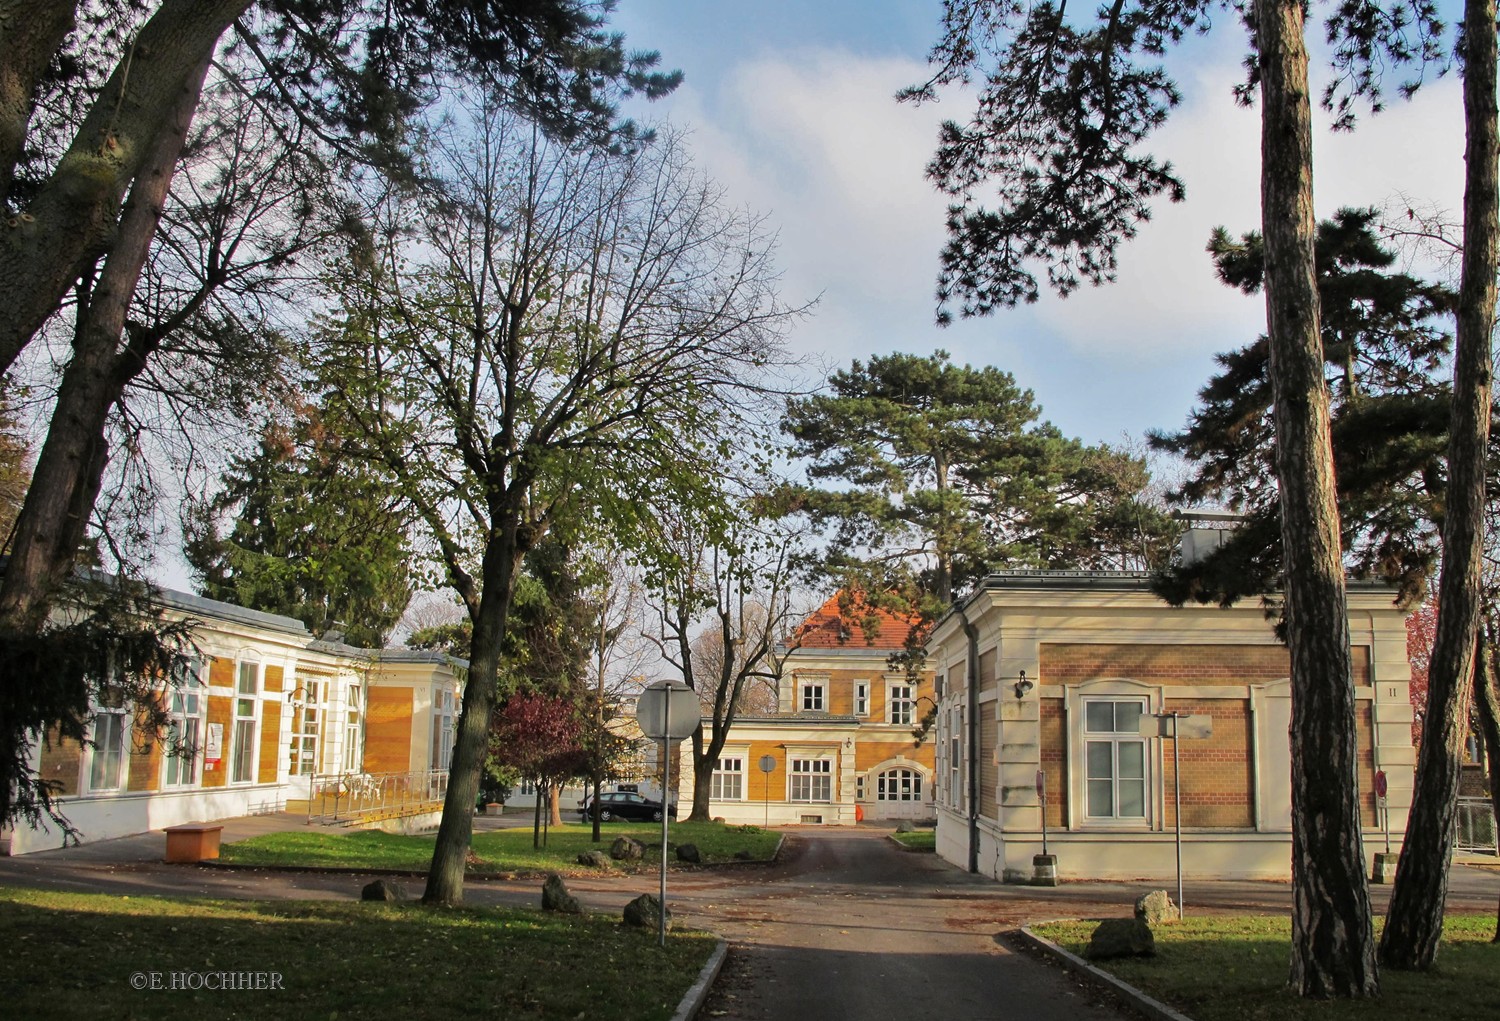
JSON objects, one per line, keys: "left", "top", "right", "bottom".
{"left": 656, "top": 43, "right": 1471, "bottom": 445}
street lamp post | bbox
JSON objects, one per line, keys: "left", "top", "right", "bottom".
{"left": 635, "top": 680, "right": 699, "bottom": 947}
{"left": 1144, "top": 710, "right": 1213, "bottom": 918}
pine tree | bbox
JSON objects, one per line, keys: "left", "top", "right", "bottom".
{"left": 782, "top": 350, "right": 1172, "bottom": 608}
{"left": 0, "top": 381, "right": 30, "bottom": 552}
{"left": 186, "top": 400, "right": 413, "bottom": 648}
{"left": 1151, "top": 208, "right": 1459, "bottom": 610}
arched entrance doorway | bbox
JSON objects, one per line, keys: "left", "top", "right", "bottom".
{"left": 865, "top": 764, "right": 931, "bottom": 821}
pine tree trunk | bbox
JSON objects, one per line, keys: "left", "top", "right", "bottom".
{"left": 0, "top": 54, "right": 209, "bottom": 635}
{"left": 1256, "top": 0, "right": 1379, "bottom": 998}
{"left": 0, "top": 0, "right": 249, "bottom": 377}
{"left": 0, "top": 1, "right": 81, "bottom": 205}
{"left": 1474, "top": 629, "right": 1500, "bottom": 942}
{"left": 422, "top": 530, "right": 520, "bottom": 906}
{"left": 1379, "top": 0, "right": 1498, "bottom": 970}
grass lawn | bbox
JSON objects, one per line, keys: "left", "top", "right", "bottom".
{"left": 0, "top": 886, "right": 713, "bottom": 1021}
{"left": 1031, "top": 914, "right": 1500, "bottom": 1021}
{"left": 889, "top": 829, "right": 935, "bottom": 851}
{"left": 220, "top": 820, "right": 779, "bottom": 874}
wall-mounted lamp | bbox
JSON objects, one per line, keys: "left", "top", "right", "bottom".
{"left": 1013, "top": 670, "right": 1033, "bottom": 699}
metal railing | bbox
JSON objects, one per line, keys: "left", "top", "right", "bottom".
{"left": 1456, "top": 796, "right": 1498, "bottom": 855}
{"left": 306, "top": 769, "right": 449, "bottom": 825}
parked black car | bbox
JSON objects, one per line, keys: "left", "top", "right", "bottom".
{"left": 577, "top": 790, "right": 678, "bottom": 822}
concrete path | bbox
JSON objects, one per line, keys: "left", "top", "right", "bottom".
{"left": 2, "top": 815, "right": 1498, "bottom": 1021}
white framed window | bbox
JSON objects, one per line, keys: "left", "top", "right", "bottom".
{"left": 288, "top": 677, "right": 321, "bottom": 777}
{"left": 711, "top": 756, "right": 744, "bottom": 801}
{"left": 854, "top": 681, "right": 869, "bottom": 717}
{"left": 230, "top": 660, "right": 260, "bottom": 784}
{"left": 856, "top": 773, "right": 866, "bottom": 800}
{"left": 1083, "top": 698, "right": 1148, "bottom": 821}
{"left": 87, "top": 704, "right": 128, "bottom": 792}
{"left": 888, "top": 683, "right": 913, "bottom": 726}
{"left": 800, "top": 679, "right": 826, "bottom": 712}
{"left": 877, "top": 767, "right": 923, "bottom": 802}
{"left": 163, "top": 657, "right": 206, "bottom": 788}
{"left": 788, "top": 758, "right": 832, "bottom": 802}
{"left": 343, "top": 683, "right": 363, "bottom": 772}
{"left": 431, "top": 689, "right": 456, "bottom": 770}
{"left": 948, "top": 707, "right": 962, "bottom": 809}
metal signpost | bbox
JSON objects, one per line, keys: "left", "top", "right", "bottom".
{"left": 758, "top": 754, "right": 776, "bottom": 829}
{"left": 1036, "top": 769, "right": 1048, "bottom": 857}
{"left": 635, "top": 680, "right": 699, "bottom": 947}
{"left": 1142, "top": 711, "right": 1213, "bottom": 918}
{"left": 1376, "top": 769, "right": 1390, "bottom": 854}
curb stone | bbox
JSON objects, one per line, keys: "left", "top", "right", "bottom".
{"left": 671, "top": 938, "right": 728, "bottom": 1021}
{"left": 1018, "top": 922, "right": 1198, "bottom": 1021}
{"left": 886, "top": 833, "right": 935, "bottom": 853}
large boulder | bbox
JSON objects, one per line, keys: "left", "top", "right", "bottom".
{"left": 576, "top": 850, "right": 611, "bottom": 868}
{"left": 541, "top": 873, "right": 581, "bottom": 914}
{"left": 1134, "top": 889, "right": 1178, "bottom": 925}
{"left": 895, "top": 819, "right": 916, "bottom": 833}
{"left": 1086, "top": 918, "right": 1155, "bottom": 960}
{"left": 675, "top": 843, "right": 702, "bottom": 864}
{"left": 361, "top": 879, "right": 406, "bottom": 902}
{"left": 610, "top": 836, "right": 645, "bottom": 861}
{"left": 623, "top": 893, "right": 672, "bottom": 931}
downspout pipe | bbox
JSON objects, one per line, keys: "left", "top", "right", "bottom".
{"left": 956, "top": 601, "right": 981, "bottom": 874}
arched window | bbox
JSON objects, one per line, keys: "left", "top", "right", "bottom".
{"left": 876, "top": 768, "right": 922, "bottom": 802}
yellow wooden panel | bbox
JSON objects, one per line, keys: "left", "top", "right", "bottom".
{"left": 208, "top": 656, "right": 234, "bottom": 688}
{"left": 363, "top": 687, "right": 414, "bottom": 773}
{"left": 201, "top": 693, "right": 232, "bottom": 787}
{"left": 127, "top": 706, "right": 162, "bottom": 792}
{"left": 265, "top": 664, "right": 284, "bottom": 695}
{"left": 258, "top": 701, "right": 282, "bottom": 784}
{"left": 40, "top": 728, "right": 81, "bottom": 796}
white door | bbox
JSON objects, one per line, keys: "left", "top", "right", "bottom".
{"left": 866, "top": 767, "right": 929, "bottom": 820}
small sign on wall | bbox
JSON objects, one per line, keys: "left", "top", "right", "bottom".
{"left": 204, "top": 722, "right": 223, "bottom": 770}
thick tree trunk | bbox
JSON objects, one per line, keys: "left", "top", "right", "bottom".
{"left": 0, "top": 0, "right": 249, "bottom": 377}
{"left": 422, "top": 528, "right": 521, "bottom": 906}
{"left": 1379, "top": 0, "right": 1498, "bottom": 970}
{"left": 689, "top": 723, "right": 712, "bottom": 821}
{"left": 0, "top": 54, "right": 209, "bottom": 635}
{"left": 0, "top": 1, "right": 80, "bottom": 205}
{"left": 1476, "top": 628, "right": 1500, "bottom": 942}
{"left": 1257, "top": 0, "right": 1379, "bottom": 998}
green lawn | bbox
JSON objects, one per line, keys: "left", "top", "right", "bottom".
{"left": 889, "top": 829, "right": 936, "bottom": 851}
{"left": 220, "top": 820, "right": 779, "bottom": 874}
{"left": 1031, "top": 915, "right": 1500, "bottom": 1021}
{"left": 0, "top": 886, "right": 714, "bottom": 1021}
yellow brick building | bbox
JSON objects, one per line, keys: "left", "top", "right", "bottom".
{"left": 5, "top": 586, "right": 463, "bottom": 856}
{"left": 683, "top": 594, "right": 937, "bottom": 826}
{"left": 928, "top": 570, "right": 1414, "bottom": 882}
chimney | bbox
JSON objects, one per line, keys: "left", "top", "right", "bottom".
{"left": 1173, "top": 510, "right": 1247, "bottom": 565}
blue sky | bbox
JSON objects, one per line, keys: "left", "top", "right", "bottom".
{"left": 610, "top": 1, "right": 1469, "bottom": 456}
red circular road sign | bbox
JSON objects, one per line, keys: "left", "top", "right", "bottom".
{"left": 1375, "top": 770, "right": 1388, "bottom": 799}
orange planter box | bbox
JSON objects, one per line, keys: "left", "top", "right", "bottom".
{"left": 163, "top": 825, "right": 223, "bottom": 863}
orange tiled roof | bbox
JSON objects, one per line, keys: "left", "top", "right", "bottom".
{"left": 793, "top": 592, "right": 927, "bottom": 650}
